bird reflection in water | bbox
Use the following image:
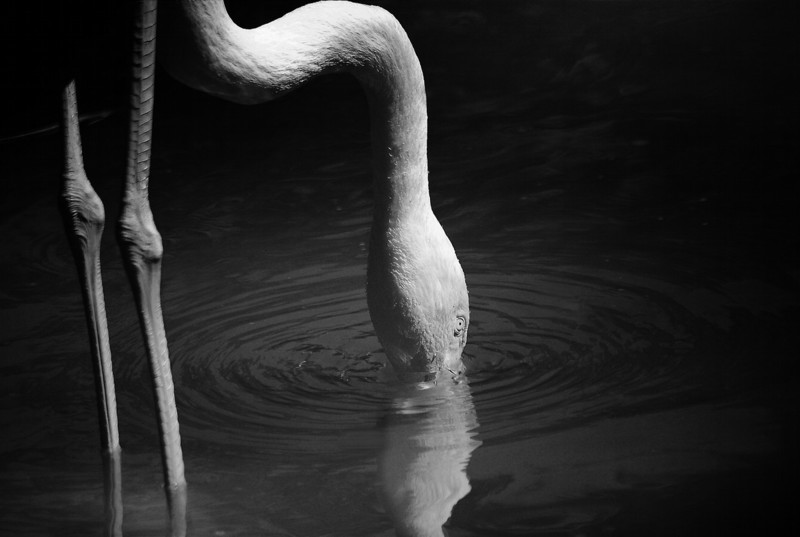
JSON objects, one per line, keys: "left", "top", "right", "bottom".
{"left": 379, "top": 376, "right": 481, "bottom": 537}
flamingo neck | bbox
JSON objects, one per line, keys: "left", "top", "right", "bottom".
{"left": 160, "top": 0, "right": 431, "bottom": 225}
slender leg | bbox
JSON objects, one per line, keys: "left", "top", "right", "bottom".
{"left": 60, "top": 79, "right": 125, "bottom": 537}
{"left": 117, "top": 2, "right": 187, "bottom": 534}
{"left": 61, "top": 80, "right": 121, "bottom": 455}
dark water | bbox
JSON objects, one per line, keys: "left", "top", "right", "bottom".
{"left": 1, "top": 1, "right": 798, "bottom": 536}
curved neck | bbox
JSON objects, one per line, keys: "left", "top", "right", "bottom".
{"left": 159, "top": 0, "right": 431, "bottom": 225}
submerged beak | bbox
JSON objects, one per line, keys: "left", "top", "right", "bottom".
{"left": 392, "top": 350, "right": 465, "bottom": 384}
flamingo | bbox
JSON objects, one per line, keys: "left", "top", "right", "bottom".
{"left": 61, "top": 0, "right": 469, "bottom": 533}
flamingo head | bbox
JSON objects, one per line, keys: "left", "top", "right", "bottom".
{"left": 367, "top": 216, "right": 469, "bottom": 380}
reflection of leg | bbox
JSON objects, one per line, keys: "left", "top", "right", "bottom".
{"left": 102, "top": 450, "right": 123, "bottom": 537}
{"left": 60, "top": 80, "right": 121, "bottom": 457}
{"left": 167, "top": 482, "right": 188, "bottom": 537}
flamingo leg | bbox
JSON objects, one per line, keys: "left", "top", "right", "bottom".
{"left": 60, "top": 79, "right": 121, "bottom": 461}
{"left": 117, "top": 1, "right": 186, "bottom": 534}
{"left": 60, "top": 80, "right": 125, "bottom": 537}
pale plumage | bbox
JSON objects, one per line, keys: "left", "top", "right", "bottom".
{"left": 160, "top": 0, "right": 470, "bottom": 376}
{"left": 62, "top": 2, "right": 468, "bottom": 534}
{"left": 368, "top": 210, "right": 469, "bottom": 375}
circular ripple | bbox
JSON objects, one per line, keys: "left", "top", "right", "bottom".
{"left": 134, "top": 261, "right": 395, "bottom": 456}
{"left": 459, "top": 256, "right": 743, "bottom": 443}
{"left": 105, "top": 236, "right": 769, "bottom": 462}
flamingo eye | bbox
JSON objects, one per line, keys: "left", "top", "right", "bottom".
{"left": 454, "top": 316, "right": 466, "bottom": 337}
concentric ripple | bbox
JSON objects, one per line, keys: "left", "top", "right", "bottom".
{"left": 107, "top": 256, "right": 395, "bottom": 458}
{"left": 102, "top": 228, "right": 770, "bottom": 472}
